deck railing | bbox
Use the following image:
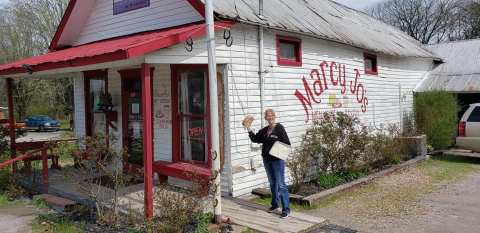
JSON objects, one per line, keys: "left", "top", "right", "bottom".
{"left": 0, "top": 138, "right": 77, "bottom": 194}
{"left": 0, "top": 146, "right": 50, "bottom": 193}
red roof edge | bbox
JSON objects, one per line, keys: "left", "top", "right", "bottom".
{"left": 126, "top": 20, "right": 233, "bottom": 57}
{"left": 0, "top": 51, "right": 127, "bottom": 76}
{"left": 186, "top": 0, "right": 206, "bottom": 18}
{"left": 49, "top": 0, "right": 205, "bottom": 52}
{"left": 0, "top": 20, "right": 235, "bottom": 76}
{"left": 49, "top": 0, "right": 77, "bottom": 51}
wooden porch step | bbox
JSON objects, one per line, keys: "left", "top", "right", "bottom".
{"left": 223, "top": 198, "right": 326, "bottom": 233}
{"left": 35, "top": 194, "right": 76, "bottom": 211}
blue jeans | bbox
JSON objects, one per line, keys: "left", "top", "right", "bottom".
{"left": 263, "top": 159, "right": 290, "bottom": 214}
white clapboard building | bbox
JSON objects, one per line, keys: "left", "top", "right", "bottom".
{"left": 0, "top": 0, "right": 438, "bottom": 198}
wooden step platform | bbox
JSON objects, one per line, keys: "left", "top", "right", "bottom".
{"left": 222, "top": 198, "right": 326, "bottom": 233}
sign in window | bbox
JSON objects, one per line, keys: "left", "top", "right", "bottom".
{"left": 113, "top": 0, "right": 150, "bottom": 15}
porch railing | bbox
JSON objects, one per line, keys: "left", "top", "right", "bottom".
{"left": 0, "top": 146, "right": 50, "bottom": 194}
{"left": 0, "top": 139, "right": 77, "bottom": 194}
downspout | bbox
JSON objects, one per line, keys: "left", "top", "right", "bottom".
{"left": 258, "top": 0, "right": 265, "bottom": 127}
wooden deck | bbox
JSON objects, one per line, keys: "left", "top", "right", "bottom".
{"left": 16, "top": 166, "right": 326, "bottom": 233}
{"left": 223, "top": 198, "right": 326, "bottom": 233}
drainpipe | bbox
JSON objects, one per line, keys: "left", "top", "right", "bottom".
{"left": 205, "top": 0, "right": 222, "bottom": 224}
{"left": 258, "top": 0, "right": 265, "bottom": 127}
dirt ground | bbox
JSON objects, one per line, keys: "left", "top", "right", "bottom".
{"left": 0, "top": 205, "right": 39, "bottom": 233}
{"left": 305, "top": 157, "right": 480, "bottom": 233}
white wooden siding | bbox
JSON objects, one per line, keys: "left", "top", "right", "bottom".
{"left": 70, "top": 23, "right": 432, "bottom": 197}
{"left": 73, "top": 0, "right": 203, "bottom": 46}
{"left": 73, "top": 74, "right": 86, "bottom": 142}
{"left": 147, "top": 24, "right": 433, "bottom": 197}
{"left": 152, "top": 65, "right": 173, "bottom": 162}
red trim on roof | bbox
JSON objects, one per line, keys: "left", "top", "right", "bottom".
{"left": 49, "top": 0, "right": 77, "bottom": 51}
{"left": 0, "top": 21, "right": 234, "bottom": 76}
{"left": 186, "top": 0, "right": 206, "bottom": 18}
{"left": 50, "top": 0, "right": 206, "bottom": 51}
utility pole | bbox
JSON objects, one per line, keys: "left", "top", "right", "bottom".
{"left": 205, "top": 0, "right": 222, "bottom": 224}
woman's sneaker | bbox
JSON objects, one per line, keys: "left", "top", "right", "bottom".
{"left": 280, "top": 212, "right": 289, "bottom": 219}
{"left": 268, "top": 206, "right": 279, "bottom": 213}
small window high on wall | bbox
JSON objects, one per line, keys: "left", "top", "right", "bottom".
{"left": 364, "top": 53, "right": 378, "bottom": 75}
{"left": 277, "top": 36, "right": 302, "bottom": 67}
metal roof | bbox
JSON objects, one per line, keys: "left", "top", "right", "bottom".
{"left": 415, "top": 39, "right": 480, "bottom": 93}
{"left": 210, "top": 0, "right": 436, "bottom": 58}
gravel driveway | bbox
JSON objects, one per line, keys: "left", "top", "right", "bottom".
{"left": 0, "top": 205, "right": 39, "bottom": 233}
{"left": 305, "top": 156, "right": 480, "bottom": 233}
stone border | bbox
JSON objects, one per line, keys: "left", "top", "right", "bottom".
{"left": 252, "top": 155, "right": 427, "bottom": 206}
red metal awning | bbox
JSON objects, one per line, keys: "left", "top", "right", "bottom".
{"left": 0, "top": 21, "right": 233, "bottom": 76}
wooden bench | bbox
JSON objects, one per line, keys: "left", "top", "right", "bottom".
{"left": 153, "top": 161, "right": 212, "bottom": 194}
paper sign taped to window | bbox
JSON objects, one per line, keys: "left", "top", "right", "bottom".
{"left": 269, "top": 141, "right": 291, "bottom": 161}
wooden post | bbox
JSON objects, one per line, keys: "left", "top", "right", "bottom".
{"left": 41, "top": 148, "right": 49, "bottom": 194}
{"left": 6, "top": 78, "right": 17, "bottom": 173}
{"left": 141, "top": 63, "right": 154, "bottom": 219}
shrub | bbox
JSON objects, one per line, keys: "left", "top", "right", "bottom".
{"left": 152, "top": 186, "right": 204, "bottom": 233}
{"left": 364, "top": 124, "right": 408, "bottom": 170}
{"left": 302, "top": 112, "right": 369, "bottom": 173}
{"left": 286, "top": 149, "right": 313, "bottom": 193}
{"left": 415, "top": 91, "right": 459, "bottom": 150}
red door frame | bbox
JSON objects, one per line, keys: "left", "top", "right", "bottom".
{"left": 170, "top": 64, "right": 212, "bottom": 169}
{"left": 119, "top": 68, "right": 154, "bottom": 171}
{"left": 83, "top": 69, "right": 108, "bottom": 137}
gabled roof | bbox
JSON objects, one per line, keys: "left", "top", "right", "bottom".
{"left": 416, "top": 39, "right": 480, "bottom": 93}
{"left": 49, "top": 0, "right": 206, "bottom": 50}
{"left": 0, "top": 21, "right": 233, "bottom": 76}
{"left": 210, "top": 0, "right": 436, "bottom": 58}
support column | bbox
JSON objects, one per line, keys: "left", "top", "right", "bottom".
{"left": 6, "top": 78, "right": 17, "bottom": 173}
{"left": 206, "top": 0, "right": 222, "bottom": 223}
{"left": 141, "top": 63, "right": 154, "bottom": 219}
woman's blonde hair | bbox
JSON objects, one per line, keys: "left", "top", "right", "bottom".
{"left": 264, "top": 108, "right": 276, "bottom": 119}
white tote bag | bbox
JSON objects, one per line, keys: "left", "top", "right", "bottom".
{"left": 269, "top": 141, "right": 291, "bottom": 160}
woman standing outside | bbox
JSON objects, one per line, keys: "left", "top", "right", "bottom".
{"left": 243, "top": 109, "right": 291, "bottom": 218}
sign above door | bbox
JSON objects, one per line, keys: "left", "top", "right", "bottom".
{"left": 113, "top": 0, "right": 150, "bottom": 15}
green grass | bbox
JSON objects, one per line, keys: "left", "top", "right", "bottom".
{"left": 419, "top": 154, "right": 480, "bottom": 183}
{"left": 306, "top": 154, "right": 480, "bottom": 216}
{"left": 59, "top": 119, "right": 73, "bottom": 131}
{"left": 253, "top": 155, "right": 480, "bottom": 218}
{"left": 31, "top": 213, "right": 85, "bottom": 233}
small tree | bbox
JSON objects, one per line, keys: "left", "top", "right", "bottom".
{"left": 301, "top": 112, "right": 369, "bottom": 173}
{"left": 415, "top": 91, "right": 458, "bottom": 150}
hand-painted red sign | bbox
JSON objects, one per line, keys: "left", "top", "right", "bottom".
{"left": 113, "top": 0, "right": 150, "bottom": 15}
{"left": 294, "top": 61, "right": 369, "bottom": 122}
{"left": 188, "top": 127, "right": 204, "bottom": 137}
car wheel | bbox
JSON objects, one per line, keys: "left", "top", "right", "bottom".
{"left": 39, "top": 126, "right": 45, "bottom": 132}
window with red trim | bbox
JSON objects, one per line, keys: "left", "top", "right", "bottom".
{"left": 277, "top": 36, "right": 302, "bottom": 67}
{"left": 364, "top": 53, "right": 378, "bottom": 75}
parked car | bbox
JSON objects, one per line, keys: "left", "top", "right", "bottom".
{"left": 457, "top": 103, "right": 480, "bottom": 152}
{"left": 0, "top": 119, "right": 27, "bottom": 136}
{"left": 25, "top": 116, "right": 60, "bottom": 132}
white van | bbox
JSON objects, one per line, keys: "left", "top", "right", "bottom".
{"left": 457, "top": 103, "right": 480, "bottom": 152}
